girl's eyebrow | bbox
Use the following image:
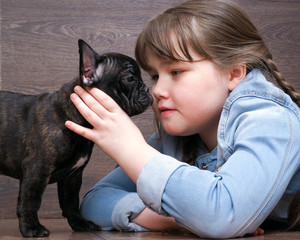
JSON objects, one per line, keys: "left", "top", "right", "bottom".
{"left": 163, "top": 58, "right": 206, "bottom": 66}
{"left": 146, "top": 59, "right": 171, "bottom": 72}
{"left": 147, "top": 59, "right": 189, "bottom": 72}
{"left": 147, "top": 55, "right": 205, "bottom": 72}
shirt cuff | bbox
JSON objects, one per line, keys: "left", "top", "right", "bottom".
{"left": 137, "top": 154, "right": 188, "bottom": 214}
{"left": 111, "top": 193, "right": 149, "bottom": 232}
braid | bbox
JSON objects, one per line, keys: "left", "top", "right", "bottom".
{"left": 287, "top": 189, "right": 300, "bottom": 231}
{"left": 182, "top": 135, "right": 198, "bottom": 165}
{"left": 157, "top": 124, "right": 198, "bottom": 165}
{"left": 265, "top": 57, "right": 300, "bottom": 107}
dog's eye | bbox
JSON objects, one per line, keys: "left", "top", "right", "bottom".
{"left": 122, "top": 77, "right": 134, "bottom": 83}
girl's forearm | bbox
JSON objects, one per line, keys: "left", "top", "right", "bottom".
{"left": 131, "top": 207, "right": 184, "bottom": 232}
{"left": 115, "top": 141, "right": 160, "bottom": 183}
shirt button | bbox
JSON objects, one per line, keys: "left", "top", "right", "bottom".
{"left": 201, "top": 163, "right": 207, "bottom": 170}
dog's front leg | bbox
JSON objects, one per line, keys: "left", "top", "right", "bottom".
{"left": 57, "top": 167, "right": 100, "bottom": 231}
{"left": 17, "top": 170, "right": 50, "bottom": 237}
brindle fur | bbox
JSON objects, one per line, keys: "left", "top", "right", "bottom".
{"left": 0, "top": 39, "right": 152, "bottom": 237}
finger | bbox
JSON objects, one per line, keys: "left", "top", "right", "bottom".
{"left": 257, "top": 228, "right": 264, "bottom": 235}
{"left": 86, "top": 87, "right": 121, "bottom": 114}
{"left": 70, "top": 92, "right": 103, "bottom": 128}
{"left": 74, "top": 86, "right": 108, "bottom": 117}
{"left": 65, "top": 120, "right": 96, "bottom": 142}
{"left": 251, "top": 227, "right": 264, "bottom": 236}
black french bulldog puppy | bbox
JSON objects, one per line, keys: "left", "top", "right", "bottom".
{"left": 0, "top": 39, "right": 153, "bottom": 237}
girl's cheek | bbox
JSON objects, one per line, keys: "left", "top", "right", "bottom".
{"left": 152, "top": 100, "right": 160, "bottom": 118}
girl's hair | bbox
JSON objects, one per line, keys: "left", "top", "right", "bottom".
{"left": 135, "top": 0, "right": 300, "bottom": 162}
{"left": 135, "top": 0, "right": 300, "bottom": 106}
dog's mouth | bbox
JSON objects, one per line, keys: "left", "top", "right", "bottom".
{"left": 83, "top": 76, "right": 94, "bottom": 86}
{"left": 136, "top": 92, "right": 153, "bottom": 112}
{"left": 118, "top": 90, "right": 153, "bottom": 117}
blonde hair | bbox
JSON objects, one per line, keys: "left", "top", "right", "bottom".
{"left": 135, "top": 0, "right": 300, "bottom": 106}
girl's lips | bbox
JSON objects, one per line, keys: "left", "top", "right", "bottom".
{"left": 159, "top": 107, "right": 175, "bottom": 116}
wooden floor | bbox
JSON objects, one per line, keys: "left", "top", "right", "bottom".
{"left": 0, "top": 218, "right": 300, "bottom": 240}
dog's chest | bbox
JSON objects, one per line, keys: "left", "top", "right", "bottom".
{"left": 71, "top": 156, "right": 89, "bottom": 171}
{"left": 49, "top": 155, "right": 90, "bottom": 183}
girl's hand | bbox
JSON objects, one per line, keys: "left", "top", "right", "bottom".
{"left": 132, "top": 207, "right": 193, "bottom": 234}
{"left": 65, "top": 86, "right": 159, "bottom": 182}
{"left": 252, "top": 227, "right": 264, "bottom": 236}
{"left": 65, "top": 86, "right": 140, "bottom": 157}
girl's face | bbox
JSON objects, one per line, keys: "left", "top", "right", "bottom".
{"left": 147, "top": 49, "right": 233, "bottom": 150}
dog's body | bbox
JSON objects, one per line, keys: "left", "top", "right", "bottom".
{"left": 0, "top": 39, "right": 152, "bottom": 237}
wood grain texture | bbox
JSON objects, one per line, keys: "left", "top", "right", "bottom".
{"left": 1, "top": 219, "right": 300, "bottom": 239}
{"left": 237, "top": 0, "right": 300, "bottom": 88}
{"left": 0, "top": 0, "right": 299, "bottom": 221}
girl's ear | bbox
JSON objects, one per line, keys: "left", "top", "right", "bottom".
{"left": 228, "top": 64, "right": 247, "bottom": 91}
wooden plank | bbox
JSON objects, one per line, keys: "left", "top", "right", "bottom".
{"left": 1, "top": 219, "right": 300, "bottom": 240}
{"left": 97, "top": 230, "right": 199, "bottom": 239}
{"left": 0, "top": 0, "right": 181, "bottom": 94}
{"left": 237, "top": 0, "right": 300, "bottom": 88}
{"left": 98, "top": 230, "right": 300, "bottom": 240}
{"left": 0, "top": 219, "right": 101, "bottom": 239}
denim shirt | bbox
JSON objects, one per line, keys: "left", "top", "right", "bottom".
{"left": 80, "top": 70, "right": 300, "bottom": 238}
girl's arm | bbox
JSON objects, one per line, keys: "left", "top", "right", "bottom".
{"left": 79, "top": 165, "right": 143, "bottom": 230}
{"left": 66, "top": 86, "right": 299, "bottom": 238}
{"left": 81, "top": 163, "right": 188, "bottom": 232}
{"left": 132, "top": 208, "right": 263, "bottom": 235}
{"left": 132, "top": 208, "right": 177, "bottom": 231}
{"left": 131, "top": 207, "right": 190, "bottom": 232}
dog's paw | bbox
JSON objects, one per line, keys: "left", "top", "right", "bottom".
{"left": 20, "top": 223, "right": 50, "bottom": 238}
{"left": 68, "top": 217, "right": 101, "bottom": 232}
{"left": 77, "top": 220, "right": 101, "bottom": 232}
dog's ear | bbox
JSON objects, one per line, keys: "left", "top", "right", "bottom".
{"left": 78, "top": 39, "right": 103, "bottom": 86}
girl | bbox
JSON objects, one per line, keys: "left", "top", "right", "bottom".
{"left": 65, "top": 0, "right": 300, "bottom": 238}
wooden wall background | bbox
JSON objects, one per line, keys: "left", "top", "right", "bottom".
{"left": 0, "top": 0, "right": 299, "bottom": 219}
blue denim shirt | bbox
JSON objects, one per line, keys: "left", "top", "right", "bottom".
{"left": 80, "top": 70, "right": 300, "bottom": 238}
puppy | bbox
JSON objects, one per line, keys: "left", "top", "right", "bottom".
{"left": 0, "top": 39, "right": 153, "bottom": 237}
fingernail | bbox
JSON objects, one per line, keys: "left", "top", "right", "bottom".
{"left": 74, "top": 85, "right": 82, "bottom": 93}
{"left": 70, "top": 93, "right": 78, "bottom": 100}
{"left": 65, "top": 120, "right": 73, "bottom": 129}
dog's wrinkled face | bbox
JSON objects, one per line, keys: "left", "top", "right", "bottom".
{"left": 78, "top": 39, "right": 153, "bottom": 116}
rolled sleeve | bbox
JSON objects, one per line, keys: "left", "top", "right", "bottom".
{"left": 137, "top": 154, "right": 188, "bottom": 214}
{"left": 111, "top": 193, "right": 148, "bottom": 232}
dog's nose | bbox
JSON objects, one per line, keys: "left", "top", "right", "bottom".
{"left": 145, "top": 87, "right": 153, "bottom": 105}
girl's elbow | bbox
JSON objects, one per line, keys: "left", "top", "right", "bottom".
{"left": 179, "top": 212, "right": 242, "bottom": 239}
{"left": 188, "top": 222, "right": 238, "bottom": 239}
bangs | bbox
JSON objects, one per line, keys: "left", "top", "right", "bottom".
{"left": 135, "top": 13, "right": 207, "bottom": 71}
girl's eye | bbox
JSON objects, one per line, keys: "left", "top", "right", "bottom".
{"left": 171, "top": 70, "right": 183, "bottom": 76}
{"left": 151, "top": 74, "right": 159, "bottom": 81}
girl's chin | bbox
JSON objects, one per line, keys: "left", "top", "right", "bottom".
{"left": 162, "top": 125, "right": 185, "bottom": 136}
{"left": 162, "top": 123, "right": 197, "bottom": 137}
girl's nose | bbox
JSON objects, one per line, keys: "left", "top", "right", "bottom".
{"left": 152, "top": 77, "right": 169, "bottom": 100}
